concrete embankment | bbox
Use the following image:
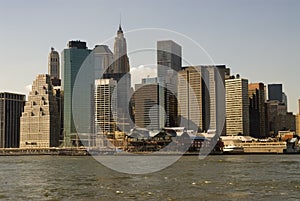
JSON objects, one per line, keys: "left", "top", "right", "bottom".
{"left": 0, "top": 148, "right": 89, "bottom": 156}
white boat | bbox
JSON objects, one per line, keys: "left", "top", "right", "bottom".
{"left": 223, "top": 145, "right": 244, "bottom": 154}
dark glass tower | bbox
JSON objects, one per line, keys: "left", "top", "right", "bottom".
{"left": 0, "top": 92, "right": 25, "bottom": 148}
{"left": 249, "top": 83, "right": 266, "bottom": 138}
{"left": 268, "top": 84, "right": 283, "bottom": 102}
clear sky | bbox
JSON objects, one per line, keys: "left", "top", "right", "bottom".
{"left": 0, "top": 0, "right": 299, "bottom": 113}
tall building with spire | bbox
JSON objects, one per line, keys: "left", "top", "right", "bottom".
{"left": 113, "top": 25, "right": 130, "bottom": 74}
{"left": 103, "top": 24, "right": 131, "bottom": 133}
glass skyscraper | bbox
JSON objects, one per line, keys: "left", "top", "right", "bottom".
{"left": 157, "top": 40, "right": 182, "bottom": 127}
{"left": 61, "top": 41, "right": 91, "bottom": 147}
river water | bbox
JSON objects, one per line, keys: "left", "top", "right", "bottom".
{"left": 0, "top": 155, "right": 299, "bottom": 201}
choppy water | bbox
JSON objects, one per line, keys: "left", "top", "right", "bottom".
{"left": 0, "top": 155, "right": 299, "bottom": 201}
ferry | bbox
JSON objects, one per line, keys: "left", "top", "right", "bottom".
{"left": 223, "top": 145, "right": 244, "bottom": 154}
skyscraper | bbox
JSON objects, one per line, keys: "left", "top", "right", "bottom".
{"left": 178, "top": 65, "right": 225, "bottom": 133}
{"left": 112, "top": 25, "right": 130, "bottom": 74}
{"left": 94, "top": 79, "right": 117, "bottom": 135}
{"left": 48, "top": 47, "right": 61, "bottom": 87}
{"left": 157, "top": 40, "right": 182, "bottom": 127}
{"left": 248, "top": 83, "right": 266, "bottom": 138}
{"left": 49, "top": 47, "right": 63, "bottom": 143}
{"left": 48, "top": 47, "right": 60, "bottom": 79}
{"left": 201, "top": 65, "right": 226, "bottom": 135}
{"left": 226, "top": 77, "right": 249, "bottom": 136}
{"left": 134, "top": 77, "right": 165, "bottom": 130}
{"left": 0, "top": 92, "right": 25, "bottom": 148}
{"left": 20, "top": 74, "right": 60, "bottom": 148}
{"left": 157, "top": 40, "right": 182, "bottom": 79}
{"left": 93, "top": 45, "right": 113, "bottom": 79}
{"left": 265, "top": 100, "right": 287, "bottom": 136}
{"left": 62, "top": 40, "right": 91, "bottom": 146}
{"left": 103, "top": 25, "right": 131, "bottom": 133}
{"left": 268, "top": 84, "right": 283, "bottom": 102}
{"left": 178, "top": 67, "right": 203, "bottom": 131}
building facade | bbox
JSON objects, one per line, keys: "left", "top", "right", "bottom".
{"left": 0, "top": 92, "right": 25, "bottom": 148}
{"left": 48, "top": 47, "right": 61, "bottom": 87}
{"left": 134, "top": 77, "right": 165, "bottom": 130}
{"left": 157, "top": 40, "right": 182, "bottom": 79}
{"left": 112, "top": 25, "right": 130, "bottom": 74}
{"left": 178, "top": 67, "right": 203, "bottom": 131}
{"left": 265, "top": 100, "right": 287, "bottom": 136}
{"left": 225, "top": 77, "right": 249, "bottom": 136}
{"left": 268, "top": 84, "right": 283, "bottom": 102}
{"left": 178, "top": 65, "right": 226, "bottom": 134}
{"left": 157, "top": 40, "right": 182, "bottom": 127}
{"left": 48, "top": 47, "right": 60, "bottom": 79}
{"left": 248, "top": 83, "right": 266, "bottom": 138}
{"left": 20, "top": 74, "right": 60, "bottom": 148}
{"left": 61, "top": 40, "right": 91, "bottom": 146}
{"left": 94, "top": 79, "right": 117, "bottom": 135}
{"left": 93, "top": 45, "right": 114, "bottom": 79}
{"left": 266, "top": 100, "right": 295, "bottom": 136}
{"left": 201, "top": 65, "right": 226, "bottom": 135}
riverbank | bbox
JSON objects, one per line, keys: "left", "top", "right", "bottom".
{"left": 1, "top": 146, "right": 299, "bottom": 156}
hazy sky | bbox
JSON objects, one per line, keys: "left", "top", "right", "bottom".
{"left": 0, "top": 0, "right": 299, "bottom": 113}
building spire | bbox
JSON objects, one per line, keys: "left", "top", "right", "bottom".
{"left": 118, "top": 12, "right": 123, "bottom": 34}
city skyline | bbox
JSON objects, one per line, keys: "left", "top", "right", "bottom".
{"left": 0, "top": 0, "right": 300, "bottom": 113}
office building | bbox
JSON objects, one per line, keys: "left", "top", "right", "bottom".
{"left": 265, "top": 85, "right": 295, "bottom": 136}
{"left": 134, "top": 77, "right": 165, "bottom": 130}
{"left": 202, "top": 65, "right": 226, "bottom": 135}
{"left": 226, "top": 77, "right": 249, "bottom": 136}
{"left": 157, "top": 40, "right": 182, "bottom": 79}
{"left": 248, "top": 83, "right": 266, "bottom": 138}
{"left": 48, "top": 47, "right": 60, "bottom": 79}
{"left": 268, "top": 84, "right": 282, "bottom": 102}
{"left": 61, "top": 40, "right": 91, "bottom": 146}
{"left": 265, "top": 100, "right": 287, "bottom": 136}
{"left": 178, "top": 67, "right": 203, "bottom": 131}
{"left": 93, "top": 45, "right": 114, "bottom": 79}
{"left": 178, "top": 65, "right": 226, "bottom": 133}
{"left": 20, "top": 74, "right": 60, "bottom": 148}
{"left": 48, "top": 47, "right": 61, "bottom": 86}
{"left": 0, "top": 92, "right": 25, "bottom": 148}
{"left": 157, "top": 40, "right": 182, "bottom": 127}
{"left": 94, "top": 79, "right": 117, "bottom": 135}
